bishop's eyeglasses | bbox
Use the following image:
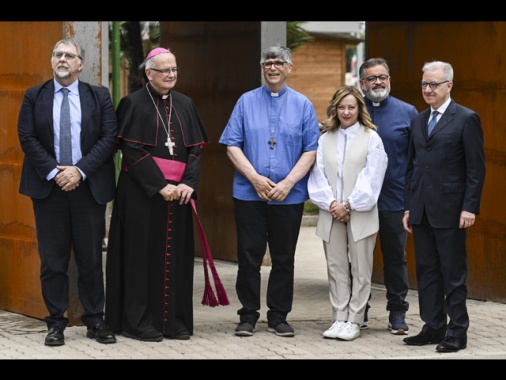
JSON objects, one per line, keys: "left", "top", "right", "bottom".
{"left": 150, "top": 67, "right": 180, "bottom": 75}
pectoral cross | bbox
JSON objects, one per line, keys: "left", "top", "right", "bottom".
{"left": 269, "top": 138, "right": 276, "bottom": 149}
{"left": 165, "top": 137, "right": 175, "bottom": 155}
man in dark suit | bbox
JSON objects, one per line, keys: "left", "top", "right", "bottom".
{"left": 17, "top": 39, "right": 118, "bottom": 346}
{"left": 402, "top": 61, "right": 485, "bottom": 353}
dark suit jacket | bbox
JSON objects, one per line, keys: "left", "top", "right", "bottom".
{"left": 18, "top": 79, "right": 117, "bottom": 205}
{"left": 404, "top": 100, "right": 485, "bottom": 228}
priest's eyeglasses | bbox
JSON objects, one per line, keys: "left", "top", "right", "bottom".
{"left": 150, "top": 67, "right": 180, "bottom": 75}
{"left": 421, "top": 80, "right": 449, "bottom": 90}
{"left": 52, "top": 51, "right": 82, "bottom": 60}
{"left": 365, "top": 75, "right": 390, "bottom": 83}
{"left": 262, "top": 61, "right": 287, "bottom": 69}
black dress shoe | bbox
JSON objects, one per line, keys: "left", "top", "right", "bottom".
{"left": 45, "top": 327, "right": 65, "bottom": 347}
{"left": 436, "top": 336, "right": 467, "bottom": 352}
{"left": 164, "top": 328, "right": 191, "bottom": 340}
{"left": 403, "top": 331, "right": 445, "bottom": 346}
{"left": 86, "top": 324, "right": 117, "bottom": 344}
{"left": 122, "top": 328, "right": 163, "bottom": 342}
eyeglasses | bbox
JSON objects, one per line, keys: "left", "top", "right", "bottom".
{"left": 364, "top": 75, "right": 389, "bottom": 83}
{"left": 421, "top": 80, "right": 449, "bottom": 90}
{"left": 150, "top": 67, "right": 180, "bottom": 75}
{"left": 262, "top": 61, "right": 288, "bottom": 69}
{"left": 52, "top": 51, "right": 82, "bottom": 60}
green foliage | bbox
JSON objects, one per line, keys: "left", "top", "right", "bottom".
{"left": 287, "top": 21, "right": 313, "bottom": 52}
{"left": 304, "top": 200, "right": 319, "bottom": 215}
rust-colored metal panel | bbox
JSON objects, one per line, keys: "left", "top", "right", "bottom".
{"left": 368, "top": 21, "right": 506, "bottom": 302}
{"left": 160, "top": 22, "right": 262, "bottom": 262}
{"left": 0, "top": 22, "right": 63, "bottom": 320}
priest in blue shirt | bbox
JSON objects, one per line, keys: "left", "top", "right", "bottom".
{"left": 359, "top": 57, "right": 418, "bottom": 335}
{"left": 219, "top": 45, "right": 320, "bottom": 338}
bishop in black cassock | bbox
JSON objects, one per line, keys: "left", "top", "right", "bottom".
{"left": 105, "top": 52, "right": 210, "bottom": 341}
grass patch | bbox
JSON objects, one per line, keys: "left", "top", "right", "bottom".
{"left": 304, "top": 200, "right": 319, "bottom": 215}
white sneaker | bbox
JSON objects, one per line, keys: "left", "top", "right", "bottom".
{"left": 335, "top": 322, "right": 360, "bottom": 341}
{"left": 322, "top": 321, "right": 345, "bottom": 339}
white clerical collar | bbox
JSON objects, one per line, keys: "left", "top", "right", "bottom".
{"left": 372, "top": 102, "right": 380, "bottom": 107}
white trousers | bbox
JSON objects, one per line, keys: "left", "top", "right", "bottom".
{"left": 323, "top": 218, "right": 376, "bottom": 324}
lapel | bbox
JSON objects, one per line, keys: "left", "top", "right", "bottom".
{"left": 421, "top": 108, "right": 431, "bottom": 140}
{"left": 78, "top": 81, "right": 90, "bottom": 139}
{"left": 41, "top": 80, "right": 56, "bottom": 134}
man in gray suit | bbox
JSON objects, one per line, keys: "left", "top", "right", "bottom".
{"left": 402, "top": 61, "right": 485, "bottom": 353}
{"left": 17, "top": 39, "right": 118, "bottom": 347}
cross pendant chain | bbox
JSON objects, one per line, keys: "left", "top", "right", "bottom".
{"left": 265, "top": 90, "right": 288, "bottom": 150}
{"left": 165, "top": 138, "right": 175, "bottom": 155}
{"left": 146, "top": 84, "right": 175, "bottom": 155}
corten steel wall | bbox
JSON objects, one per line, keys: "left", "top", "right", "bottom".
{"left": 0, "top": 21, "right": 108, "bottom": 323}
{"left": 0, "top": 22, "right": 63, "bottom": 320}
{"left": 367, "top": 21, "right": 506, "bottom": 302}
{"left": 159, "top": 22, "right": 263, "bottom": 262}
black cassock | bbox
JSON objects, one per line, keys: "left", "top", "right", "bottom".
{"left": 105, "top": 83, "right": 209, "bottom": 340}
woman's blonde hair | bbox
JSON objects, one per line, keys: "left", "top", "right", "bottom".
{"left": 322, "top": 86, "right": 376, "bottom": 133}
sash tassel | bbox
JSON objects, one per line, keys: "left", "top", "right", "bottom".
{"left": 191, "top": 199, "right": 230, "bottom": 307}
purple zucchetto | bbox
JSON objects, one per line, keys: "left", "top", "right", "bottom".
{"left": 145, "top": 47, "right": 172, "bottom": 62}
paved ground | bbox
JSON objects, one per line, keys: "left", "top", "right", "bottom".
{"left": 1, "top": 226, "right": 506, "bottom": 361}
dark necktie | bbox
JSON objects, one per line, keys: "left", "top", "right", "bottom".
{"left": 428, "top": 110, "right": 439, "bottom": 135}
{"left": 59, "top": 88, "right": 72, "bottom": 165}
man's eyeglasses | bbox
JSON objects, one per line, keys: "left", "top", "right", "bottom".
{"left": 364, "top": 75, "right": 390, "bottom": 83}
{"left": 150, "top": 67, "right": 180, "bottom": 75}
{"left": 52, "top": 51, "right": 82, "bottom": 60}
{"left": 262, "top": 61, "right": 287, "bottom": 69}
{"left": 421, "top": 80, "right": 449, "bottom": 90}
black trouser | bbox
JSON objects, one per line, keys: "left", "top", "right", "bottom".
{"left": 234, "top": 199, "right": 303, "bottom": 325}
{"left": 378, "top": 210, "right": 410, "bottom": 313}
{"left": 33, "top": 182, "right": 106, "bottom": 329}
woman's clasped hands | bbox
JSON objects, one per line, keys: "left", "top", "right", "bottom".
{"left": 330, "top": 200, "right": 350, "bottom": 222}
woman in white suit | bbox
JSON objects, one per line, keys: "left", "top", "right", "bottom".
{"left": 308, "top": 86, "right": 388, "bottom": 341}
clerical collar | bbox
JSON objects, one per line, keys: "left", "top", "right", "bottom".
{"left": 263, "top": 85, "right": 287, "bottom": 98}
{"left": 147, "top": 83, "right": 170, "bottom": 99}
{"left": 365, "top": 96, "right": 390, "bottom": 108}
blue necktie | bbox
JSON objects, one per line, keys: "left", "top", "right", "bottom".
{"left": 428, "top": 110, "right": 439, "bottom": 135}
{"left": 59, "top": 88, "right": 72, "bottom": 165}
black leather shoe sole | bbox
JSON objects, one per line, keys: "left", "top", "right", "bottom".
{"left": 436, "top": 337, "right": 467, "bottom": 352}
{"left": 164, "top": 333, "right": 191, "bottom": 340}
{"left": 87, "top": 330, "right": 117, "bottom": 344}
{"left": 164, "top": 329, "right": 191, "bottom": 340}
{"left": 122, "top": 331, "right": 163, "bottom": 342}
{"left": 403, "top": 333, "right": 445, "bottom": 346}
{"left": 45, "top": 328, "right": 65, "bottom": 347}
{"left": 45, "top": 338, "right": 65, "bottom": 346}
{"left": 86, "top": 326, "right": 117, "bottom": 344}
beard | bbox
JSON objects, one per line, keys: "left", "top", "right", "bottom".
{"left": 55, "top": 69, "right": 71, "bottom": 79}
{"left": 363, "top": 85, "right": 390, "bottom": 103}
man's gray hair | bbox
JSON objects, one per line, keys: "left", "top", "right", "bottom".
{"left": 260, "top": 45, "right": 292, "bottom": 65}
